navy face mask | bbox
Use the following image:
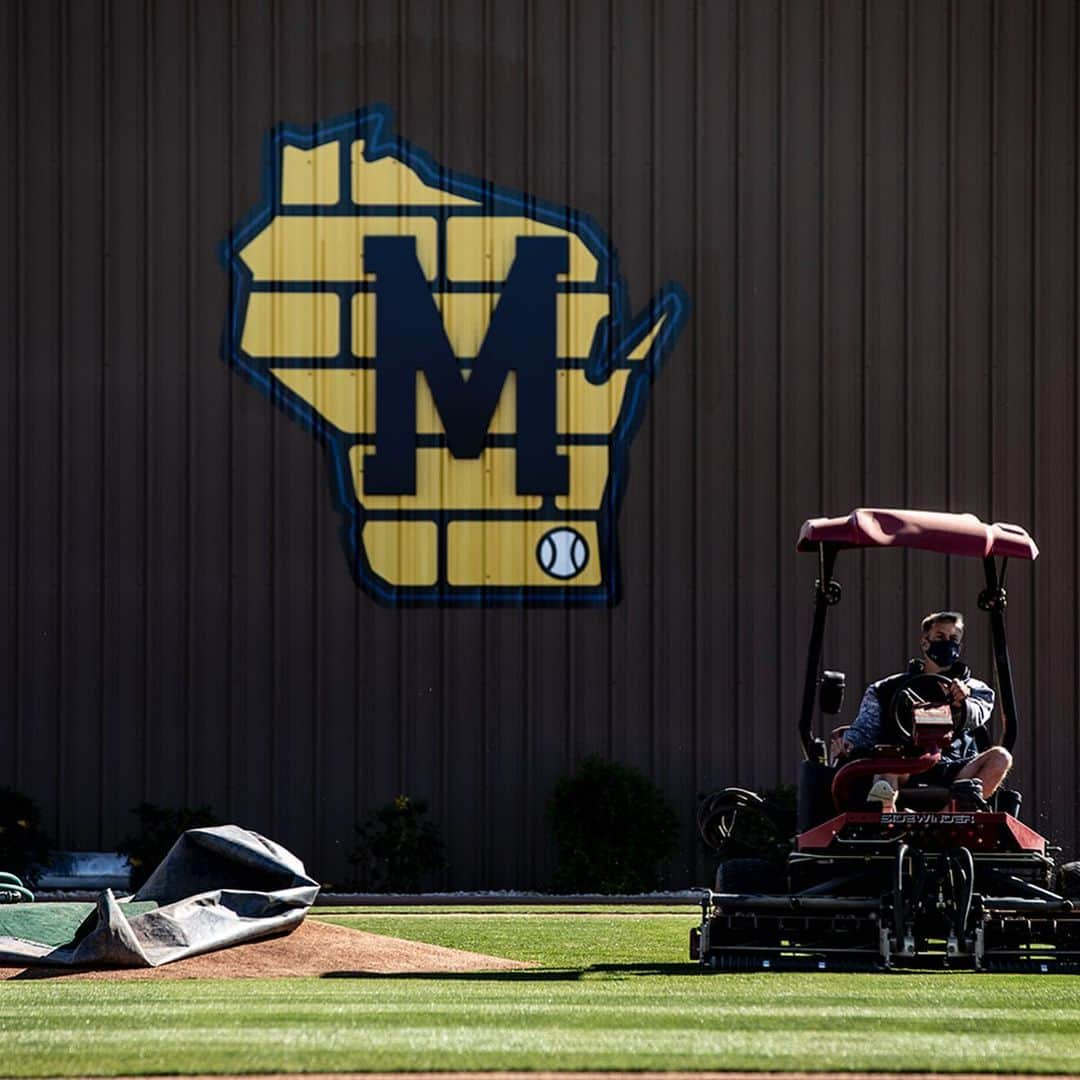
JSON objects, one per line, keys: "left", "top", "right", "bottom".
{"left": 925, "top": 638, "right": 962, "bottom": 669}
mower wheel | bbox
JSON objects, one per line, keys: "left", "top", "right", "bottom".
{"left": 1056, "top": 861, "right": 1080, "bottom": 899}
{"left": 714, "top": 857, "right": 779, "bottom": 894}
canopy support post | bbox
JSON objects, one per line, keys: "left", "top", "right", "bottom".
{"left": 979, "top": 555, "right": 1018, "bottom": 752}
{"left": 799, "top": 543, "right": 840, "bottom": 762}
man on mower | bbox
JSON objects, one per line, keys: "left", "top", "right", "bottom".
{"left": 841, "top": 612, "right": 1013, "bottom": 812}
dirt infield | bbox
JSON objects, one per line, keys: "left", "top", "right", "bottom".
{"left": 0, "top": 917, "right": 529, "bottom": 980}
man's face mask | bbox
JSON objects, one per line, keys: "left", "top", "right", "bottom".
{"left": 925, "top": 637, "right": 962, "bottom": 669}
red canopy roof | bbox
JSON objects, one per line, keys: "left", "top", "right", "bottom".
{"left": 797, "top": 509, "right": 1038, "bottom": 560}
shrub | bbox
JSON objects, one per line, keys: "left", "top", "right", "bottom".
{"left": 117, "top": 802, "right": 221, "bottom": 890}
{"left": 548, "top": 755, "right": 680, "bottom": 893}
{"left": 0, "top": 787, "right": 53, "bottom": 885}
{"left": 348, "top": 795, "right": 446, "bottom": 892}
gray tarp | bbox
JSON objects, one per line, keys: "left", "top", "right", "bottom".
{"left": 0, "top": 825, "right": 319, "bottom": 967}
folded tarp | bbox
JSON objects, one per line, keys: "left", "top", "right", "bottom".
{"left": 0, "top": 825, "right": 319, "bottom": 967}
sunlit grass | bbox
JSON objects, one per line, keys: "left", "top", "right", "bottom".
{"left": 2, "top": 908, "right": 1079, "bottom": 1076}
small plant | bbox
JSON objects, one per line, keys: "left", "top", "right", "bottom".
{"left": 548, "top": 755, "right": 680, "bottom": 893}
{"left": 117, "top": 802, "right": 221, "bottom": 890}
{"left": 348, "top": 795, "right": 446, "bottom": 892}
{"left": 0, "top": 787, "right": 53, "bottom": 885}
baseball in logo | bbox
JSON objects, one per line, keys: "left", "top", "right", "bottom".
{"left": 222, "top": 106, "right": 687, "bottom": 606}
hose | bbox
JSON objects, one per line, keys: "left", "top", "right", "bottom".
{"left": 950, "top": 847, "right": 975, "bottom": 936}
{"left": 892, "top": 842, "right": 910, "bottom": 943}
{"left": 697, "top": 787, "right": 793, "bottom": 854}
{"left": 0, "top": 872, "right": 34, "bottom": 903}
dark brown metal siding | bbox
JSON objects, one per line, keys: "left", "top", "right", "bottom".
{"left": 1, "top": 0, "right": 1077, "bottom": 887}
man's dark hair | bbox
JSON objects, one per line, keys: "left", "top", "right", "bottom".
{"left": 921, "top": 611, "right": 964, "bottom": 636}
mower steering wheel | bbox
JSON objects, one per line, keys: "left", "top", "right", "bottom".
{"left": 890, "top": 672, "right": 955, "bottom": 742}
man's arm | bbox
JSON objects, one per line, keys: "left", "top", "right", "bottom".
{"left": 843, "top": 687, "right": 882, "bottom": 751}
{"left": 954, "top": 677, "right": 994, "bottom": 732}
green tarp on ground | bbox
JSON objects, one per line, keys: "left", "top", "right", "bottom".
{"left": 0, "top": 902, "right": 159, "bottom": 947}
{"left": 0, "top": 826, "right": 318, "bottom": 968}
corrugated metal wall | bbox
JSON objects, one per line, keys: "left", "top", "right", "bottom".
{"left": 1, "top": 0, "right": 1077, "bottom": 887}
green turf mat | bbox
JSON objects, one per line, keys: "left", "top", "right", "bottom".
{"left": 0, "top": 902, "right": 159, "bottom": 949}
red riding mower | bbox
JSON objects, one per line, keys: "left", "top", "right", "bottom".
{"left": 692, "top": 508, "right": 1080, "bottom": 971}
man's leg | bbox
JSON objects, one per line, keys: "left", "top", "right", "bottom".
{"left": 953, "top": 747, "right": 1013, "bottom": 797}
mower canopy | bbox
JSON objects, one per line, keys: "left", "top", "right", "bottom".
{"left": 797, "top": 508, "right": 1038, "bottom": 560}
{"left": 796, "top": 508, "right": 1034, "bottom": 761}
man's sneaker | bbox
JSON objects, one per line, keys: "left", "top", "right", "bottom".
{"left": 867, "top": 780, "right": 898, "bottom": 812}
{"left": 950, "top": 777, "right": 989, "bottom": 811}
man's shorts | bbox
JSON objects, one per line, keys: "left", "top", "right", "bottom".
{"left": 917, "top": 760, "right": 969, "bottom": 787}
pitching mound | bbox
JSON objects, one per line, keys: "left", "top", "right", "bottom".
{"left": 0, "top": 917, "right": 529, "bottom": 980}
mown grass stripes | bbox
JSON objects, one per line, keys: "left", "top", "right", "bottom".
{"left": 2, "top": 909, "right": 1080, "bottom": 1076}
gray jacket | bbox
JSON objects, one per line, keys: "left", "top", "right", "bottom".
{"left": 845, "top": 672, "right": 994, "bottom": 762}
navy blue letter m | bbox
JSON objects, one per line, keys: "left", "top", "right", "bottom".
{"left": 362, "top": 235, "right": 570, "bottom": 496}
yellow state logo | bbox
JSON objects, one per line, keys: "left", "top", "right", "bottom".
{"left": 222, "top": 106, "right": 688, "bottom": 605}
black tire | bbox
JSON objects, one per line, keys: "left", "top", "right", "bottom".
{"left": 714, "top": 857, "right": 779, "bottom": 894}
{"left": 1057, "top": 861, "right": 1080, "bottom": 899}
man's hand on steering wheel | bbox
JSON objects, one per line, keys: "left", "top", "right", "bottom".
{"left": 890, "top": 672, "right": 955, "bottom": 741}
{"left": 947, "top": 678, "right": 971, "bottom": 708}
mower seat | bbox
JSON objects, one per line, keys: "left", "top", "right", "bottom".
{"left": 830, "top": 749, "right": 941, "bottom": 812}
{"left": 896, "top": 782, "right": 952, "bottom": 810}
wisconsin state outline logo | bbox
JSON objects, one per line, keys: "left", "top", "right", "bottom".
{"left": 222, "top": 106, "right": 688, "bottom": 606}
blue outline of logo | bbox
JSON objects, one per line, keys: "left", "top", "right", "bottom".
{"left": 221, "top": 105, "right": 689, "bottom": 607}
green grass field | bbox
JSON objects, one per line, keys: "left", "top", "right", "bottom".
{"left": 3, "top": 906, "right": 1080, "bottom": 1076}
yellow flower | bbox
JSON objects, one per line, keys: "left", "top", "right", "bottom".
{"left": 394, "top": 795, "right": 410, "bottom": 811}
